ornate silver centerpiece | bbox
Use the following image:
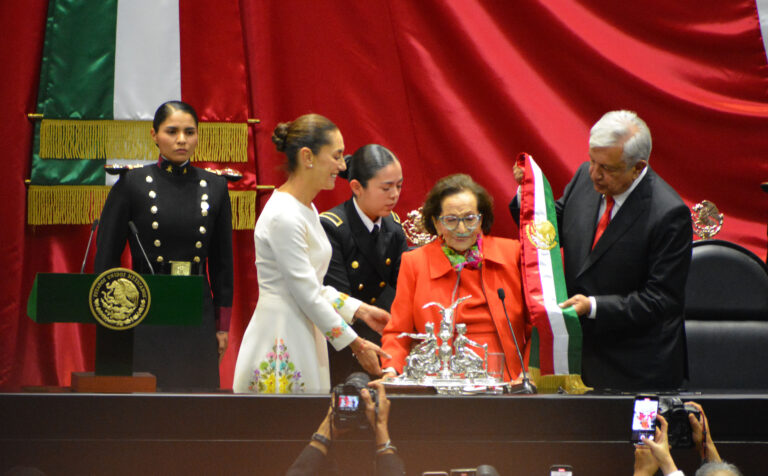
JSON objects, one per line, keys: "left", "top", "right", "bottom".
{"left": 386, "top": 295, "right": 506, "bottom": 394}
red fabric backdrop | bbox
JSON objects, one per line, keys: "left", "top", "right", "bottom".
{"left": 2, "top": 0, "right": 767, "bottom": 390}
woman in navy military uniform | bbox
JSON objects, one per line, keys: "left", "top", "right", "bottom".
{"left": 320, "top": 144, "right": 407, "bottom": 386}
{"left": 94, "top": 101, "right": 233, "bottom": 390}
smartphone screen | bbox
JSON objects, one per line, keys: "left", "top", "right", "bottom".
{"left": 631, "top": 395, "right": 659, "bottom": 444}
{"left": 336, "top": 394, "right": 359, "bottom": 412}
{"left": 549, "top": 464, "right": 573, "bottom": 476}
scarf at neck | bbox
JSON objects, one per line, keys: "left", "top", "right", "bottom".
{"left": 441, "top": 234, "right": 483, "bottom": 271}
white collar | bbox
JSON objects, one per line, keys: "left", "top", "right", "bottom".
{"left": 352, "top": 197, "right": 382, "bottom": 232}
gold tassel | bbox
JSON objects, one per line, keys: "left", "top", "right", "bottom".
{"left": 229, "top": 190, "right": 256, "bottom": 230}
{"left": 196, "top": 123, "right": 248, "bottom": 163}
{"left": 27, "top": 185, "right": 110, "bottom": 225}
{"left": 39, "top": 120, "right": 248, "bottom": 162}
{"left": 528, "top": 367, "right": 592, "bottom": 394}
{"left": 28, "top": 185, "right": 255, "bottom": 230}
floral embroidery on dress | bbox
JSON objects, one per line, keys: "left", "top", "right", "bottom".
{"left": 248, "top": 339, "right": 304, "bottom": 393}
{"left": 325, "top": 320, "right": 350, "bottom": 342}
{"left": 332, "top": 293, "right": 349, "bottom": 310}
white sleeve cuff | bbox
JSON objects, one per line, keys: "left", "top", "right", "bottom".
{"left": 588, "top": 296, "right": 597, "bottom": 319}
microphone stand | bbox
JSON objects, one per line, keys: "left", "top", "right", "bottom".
{"left": 80, "top": 219, "right": 99, "bottom": 274}
{"left": 498, "top": 288, "right": 536, "bottom": 394}
{"left": 128, "top": 221, "right": 155, "bottom": 275}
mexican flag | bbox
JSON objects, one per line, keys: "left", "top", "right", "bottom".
{"left": 28, "top": 0, "right": 255, "bottom": 228}
{"left": 516, "top": 152, "right": 588, "bottom": 393}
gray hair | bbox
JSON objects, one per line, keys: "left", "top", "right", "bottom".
{"left": 695, "top": 461, "right": 743, "bottom": 476}
{"left": 588, "top": 110, "right": 652, "bottom": 167}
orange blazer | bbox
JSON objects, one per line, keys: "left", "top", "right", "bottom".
{"left": 381, "top": 235, "right": 531, "bottom": 380}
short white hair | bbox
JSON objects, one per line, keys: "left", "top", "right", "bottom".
{"left": 589, "top": 110, "right": 652, "bottom": 166}
{"left": 695, "top": 461, "right": 743, "bottom": 476}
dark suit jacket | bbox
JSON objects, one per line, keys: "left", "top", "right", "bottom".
{"left": 510, "top": 162, "right": 692, "bottom": 390}
{"left": 320, "top": 198, "right": 408, "bottom": 385}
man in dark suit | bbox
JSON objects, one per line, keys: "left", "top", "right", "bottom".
{"left": 510, "top": 110, "right": 692, "bottom": 391}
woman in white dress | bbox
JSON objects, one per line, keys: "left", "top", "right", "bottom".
{"left": 233, "top": 114, "right": 390, "bottom": 393}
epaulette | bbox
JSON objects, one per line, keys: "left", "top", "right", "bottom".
{"left": 320, "top": 211, "right": 343, "bottom": 227}
{"left": 390, "top": 211, "right": 401, "bottom": 224}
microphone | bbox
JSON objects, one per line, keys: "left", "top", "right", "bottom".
{"left": 128, "top": 221, "right": 155, "bottom": 275}
{"left": 80, "top": 219, "right": 99, "bottom": 274}
{"left": 497, "top": 288, "right": 536, "bottom": 394}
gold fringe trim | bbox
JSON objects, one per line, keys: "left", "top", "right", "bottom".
{"left": 528, "top": 367, "right": 592, "bottom": 394}
{"left": 28, "top": 186, "right": 256, "bottom": 230}
{"left": 27, "top": 185, "right": 110, "bottom": 225}
{"left": 39, "top": 120, "right": 247, "bottom": 162}
{"left": 196, "top": 122, "right": 248, "bottom": 163}
{"left": 230, "top": 191, "right": 256, "bottom": 230}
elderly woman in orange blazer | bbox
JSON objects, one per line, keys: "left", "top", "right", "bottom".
{"left": 381, "top": 174, "right": 531, "bottom": 382}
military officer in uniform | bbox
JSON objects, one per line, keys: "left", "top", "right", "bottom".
{"left": 94, "top": 101, "right": 233, "bottom": 390}
{"left": 320, "top": 144, "right": 407, "bottom": 386}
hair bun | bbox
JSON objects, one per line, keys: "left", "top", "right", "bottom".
{"left": 272, "top": 122, "right": 291, "bottom": 152}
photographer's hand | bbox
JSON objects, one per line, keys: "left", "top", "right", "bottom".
{"left": 641, "top": 415, "right": 679, "bottom": 476}
{"left": 361, "top": 381, "right": 392, "bottom": 450}
{"left": 633, "top": 445, "right": 659, "bottom": 476}
{"left": 309, "top": 404, "right": 333, "bottom": 456}
{"left": 350, "top": 338, "right": 391, "bottom": 377}
{"left": 684, "top": 401, "right": 721, "bottom": 463}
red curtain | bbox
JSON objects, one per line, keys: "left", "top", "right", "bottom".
{"left": 2, "top": 0, "right": 767, "bottom": 390}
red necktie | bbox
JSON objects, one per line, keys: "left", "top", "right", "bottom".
{"left": 592, "top": 195, "right": 614, "bottom": 249}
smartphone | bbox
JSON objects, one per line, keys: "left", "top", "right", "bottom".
{"left": 550, "top": 464, "right": 573, "bottom": 476}
{"left": 630, "top": 395, "right": 659, "bottom": 444}
{"left": 450, "top": 470, "right": 477, "bottom": 476}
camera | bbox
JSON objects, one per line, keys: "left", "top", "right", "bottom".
{"left": 332, "top": 372, "right": 377, "bottom": 430}
{"left": 659, "top": 397, "right": 701, "bottom": 449}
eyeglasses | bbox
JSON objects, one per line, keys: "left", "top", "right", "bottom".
{"left": 437, "top": 214, "right": 482, "bottom": 231}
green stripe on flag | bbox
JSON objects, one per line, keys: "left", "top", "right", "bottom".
{"left": 38, "top": 0, "right": 118, "bottom": 119}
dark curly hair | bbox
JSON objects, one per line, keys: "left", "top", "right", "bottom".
{"left": 272, "top": 113, "right": 338, "bottom": 173}
{"left": 421, "top": 174, "right": 494, "bottom": 236}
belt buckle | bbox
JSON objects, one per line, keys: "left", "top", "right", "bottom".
{"left": 169, "top": 261, "right": 192, "bottom": 276}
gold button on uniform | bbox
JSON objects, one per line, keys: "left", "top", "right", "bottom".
{"left": 195, "top": 241, "right": 203, "bottom": 249}
{"left": 370, "top": 298, "right": 376, "bottom": 304}
{"left": 385, "top": 258, "right": 392, "bottom": 265}
{"left": 145, "top": 175, "right": 153, "bottom": 183}
{"left": 152, "top": 221, "right": 159, "bottom": 230}
{"left": 199, "top": 226, "right": 206, "bottom": 234}
{"left": 194, "top": 256, "right": 201, "bottom": 263}
{"left": 351, "top": 261, "right": 359, "bottom": 269}
{"left": 358, "top": 283, "right": 364, "bottom": 290}
{"left": 201, "top": 194, "right": 209, "bottom": 201}
{"left": 154, "top": 239, "right": 161, "bottom": 247}
{"left": 151, "top": 205, "right": 158, "bottom": 214}
{"left": 148, "top": 190, "right": 156, "bottom": 199}
{"left": 156, "top": 256, "right": 164, "bottom": 262}
{"left": 379, "top": 281, "right": 386, "bottom": 288}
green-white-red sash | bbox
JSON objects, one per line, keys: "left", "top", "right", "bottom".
{"left": 516, "top": 152, "right": 582, "bottom": 377}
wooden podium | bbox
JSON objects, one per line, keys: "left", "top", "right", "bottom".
{"left": 27, "top": 271, "right": 203, "bottom": 392}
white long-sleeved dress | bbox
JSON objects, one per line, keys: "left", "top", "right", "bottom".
{"left": 233, "top": 190, "right": 361, "bottom": 393}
